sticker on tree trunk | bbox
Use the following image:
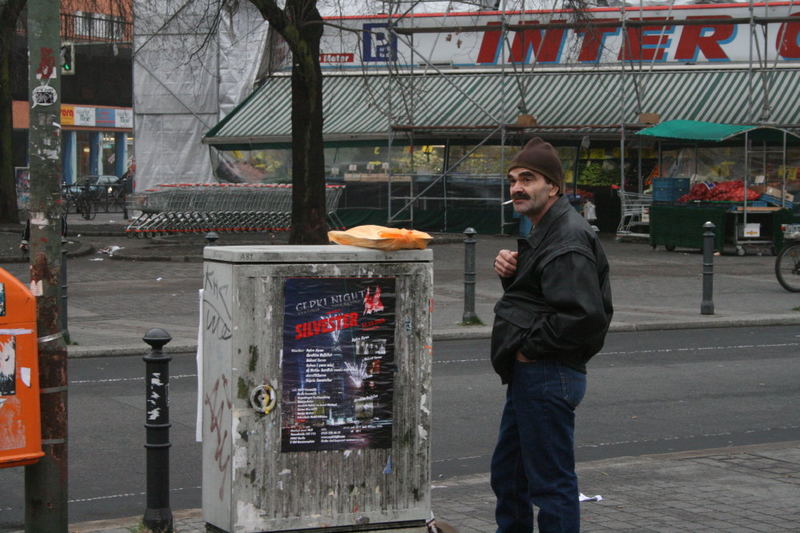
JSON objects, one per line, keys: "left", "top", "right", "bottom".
{"left": 281, "top": 277, "right": 396, "bottom": 452}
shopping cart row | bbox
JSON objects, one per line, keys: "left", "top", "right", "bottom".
{"left": 125, "top": 183, "right": 345, "bottom": 237}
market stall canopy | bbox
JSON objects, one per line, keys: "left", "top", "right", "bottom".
{"left": 204, "top": 69, "right": 800, "bottom": 150}
{"left": 636, "top": 120, "right": 800, "bottom": 145}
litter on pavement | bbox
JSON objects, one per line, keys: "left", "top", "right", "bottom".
{"left": 98, "top": 245, "right": 124, "bottom": 256}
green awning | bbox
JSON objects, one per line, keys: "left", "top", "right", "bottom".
{"left": 636, "top": 120, "right": 750, "bottom": 142}
{"left": 204, "top": 70, "right": 800, "bottom": 149}
{"left": 636, "top": 120, "right": 800, "bottom": 144}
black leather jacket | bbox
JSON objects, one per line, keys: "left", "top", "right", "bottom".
{"left": 491, "top": 195, "right": 613, "bottom": 383}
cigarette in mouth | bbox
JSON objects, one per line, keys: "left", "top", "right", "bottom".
{"left": 502, "top": 199, "right": 514, "bottom": 205}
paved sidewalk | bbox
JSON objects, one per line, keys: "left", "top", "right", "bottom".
{"left": 2, "top": 213, "right": 800, "bottom": 532}
{"left": 59, "top": 441, "right": 800, "bottom": 532}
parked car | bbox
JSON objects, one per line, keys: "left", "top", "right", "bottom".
{"left": 65, "top": 174, "right": 122, "bottom": 195}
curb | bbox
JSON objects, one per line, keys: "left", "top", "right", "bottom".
{"left": 0, "top": 242, "right": 95, "bottom": 264}
{"left": 430, "top": 313, "right": 800, "bottom": 340}
{"left": 67, "top": 342, "right": 199, "bottom": 358}
{"left": 109, "top": 251, "right": 204, "bottom": 262}
{"left": 70, "top": 229, "right": 127, "bottom": 237}
{"left": 107, "top": 234, "right": 468, "bottom": 262}
{"left": 606, "top": 314, "right": 800, "bottom": 331}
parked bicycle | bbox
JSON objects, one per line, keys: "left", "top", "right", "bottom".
{"left": 62, "top": 183, "right": 97, "bottom": 220}
{"left": 774, "top": 223, "right": 800, "bottom": 292}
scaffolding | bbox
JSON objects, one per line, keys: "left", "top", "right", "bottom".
{"left": 372, "top": 0, "right": 800, "bottom": 233}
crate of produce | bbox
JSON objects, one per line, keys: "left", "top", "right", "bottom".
{"left": 760, "top": 194, "right": 795, "bottom": 209}
{"left": 652, "top": 178, "right": 690, "bottom": 202}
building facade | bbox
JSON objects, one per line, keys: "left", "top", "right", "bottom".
{"left": 204, "top": 2, "right": 800, "bottom": 234}
{"left": 11, "top": 0, "right": 133, "bottom": 190}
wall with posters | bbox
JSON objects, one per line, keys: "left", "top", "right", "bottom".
{"left": 281, "top": 277, "right": 397, "bottom": 452}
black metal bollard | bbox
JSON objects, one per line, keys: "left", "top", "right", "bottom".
{"left": 701, "top": 221, "right": 715, "bottom": 315}
{"left": 205, "top": 231, "right": 219, "bottom": 245}
{"left": 143, "top": 328, "right": 173, "bottom": 533}
{"left": 462, "top": 227, "right": 481, "bottom": 325}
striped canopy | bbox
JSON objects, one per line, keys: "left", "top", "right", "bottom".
{"left": 204, "top": 69, "right": 800, "bottom": 149}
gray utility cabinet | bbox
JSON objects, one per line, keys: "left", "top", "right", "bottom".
{"left": 201, "top": 245, "right": 433, "bottom": 532}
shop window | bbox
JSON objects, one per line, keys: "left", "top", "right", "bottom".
{"left": 126, "top": 133, "right": 135, "bottom": 174}
{"left": 327, "top": 145, "right": 393, "bottom": 180}
{"left": 76, "top": 131, "right": 91, "bottom": 177}
{"left": 102, "top": 134, "right": 116, "bottom": 175}
{"left": 577, "top": 146, "right": 622, "bottom": 188}
{"left": 446, "top": 145, "right": 515, "bottom": 178}
{"left": 212, "top": 148, "right": 291, "bottom": 184}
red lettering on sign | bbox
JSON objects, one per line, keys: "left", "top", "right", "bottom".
{"left": 477, "top": 21, "right": 503, "bottom": 64}
{"left": 619, "top": 18, "right": 674, "bottom": 61}
{"left": 509, "top": 20, "right": 567, "bottom": 63}
{"left": 361, "top": 317, "right": 387, "bottom": 331}
{"left": 577, "top": 21, "right": 619, "bottom": 62}
{"left": 320, "top": 53, "right": 354, "bottom": 63}
{"left": 777, "top": 12, "right": 800, "bottom": 59}
{"left": 294, "top": 312, "right": 360, "bottom": 339}
{"left": 674, "top": 16, "right": 734, "bottom": 61}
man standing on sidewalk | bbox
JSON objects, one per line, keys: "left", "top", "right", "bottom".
{"left": 491, "top": 138, "right": 613, "bottom": 532}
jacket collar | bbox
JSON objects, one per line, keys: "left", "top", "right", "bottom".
{"left": 524, "top": 195, "right": 572, "bottom": 249}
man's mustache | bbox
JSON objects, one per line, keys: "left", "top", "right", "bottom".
{"left": 512, "top": 193, "right": 530, "bottom": 200}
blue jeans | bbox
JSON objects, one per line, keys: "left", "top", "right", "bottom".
{"left": 491, "top": 360, "right": 587, "bottom": 533}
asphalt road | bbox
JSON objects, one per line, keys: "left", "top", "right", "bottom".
{"left": 1, "top": 325, "right": 799, "bottom": 529}
{"left": 432, "top": 326, "right": 800, "bottom": 478}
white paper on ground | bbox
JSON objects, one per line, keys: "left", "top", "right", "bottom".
{"left": 579, "top": 493, "right": 603, "bottom": 502}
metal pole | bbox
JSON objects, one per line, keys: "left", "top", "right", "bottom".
{"left": 701, "top": 222, "right": 715, "bottom": 315}
{"left": 462, "top": 227, "right": 480, "bottom": 325}
{"left": 25, "top": 0, "right": 68, "bottom": 530}
{"left": 60, "top": 242, "right": 68, "bottom": 344}
{"left": 143, "top": 328, "right": 173, "bottom": 533}
{"left": 783, "top": 131, "right": 788, "bottom": 208}
{"left": 744, "top": 131, "right": 750, "bottom": 227}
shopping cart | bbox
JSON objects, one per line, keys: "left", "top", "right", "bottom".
{"left": 125, "top": 183, "right": 345, "bottom": 237}
{"left": 616, "top": 190, "right": 652, "bottom": 240}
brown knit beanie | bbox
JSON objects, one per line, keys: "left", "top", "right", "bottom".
{"left": 508, "top": 137, "right": 564, "bottom": 193}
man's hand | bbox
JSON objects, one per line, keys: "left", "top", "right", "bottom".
{"left": 494, "top": 249, "right": 518, "bottom": 278}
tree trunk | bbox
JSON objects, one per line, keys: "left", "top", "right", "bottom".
{"left": 0, "top": 0, "right": 25, "bottom": 224}
{"left": 288, "top": 26, "right": 327, "bottom": 244}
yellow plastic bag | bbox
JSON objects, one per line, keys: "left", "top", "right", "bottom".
{"left": 328, "top": 225, "right": 433, "bottom": 251}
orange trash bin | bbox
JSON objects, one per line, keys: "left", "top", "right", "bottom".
{"left": 0, "top": 267, "right": 43, "bottom": 468}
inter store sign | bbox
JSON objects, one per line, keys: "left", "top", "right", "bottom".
{"left": 314, "top": 2, "right": 800, "bottom": 71}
